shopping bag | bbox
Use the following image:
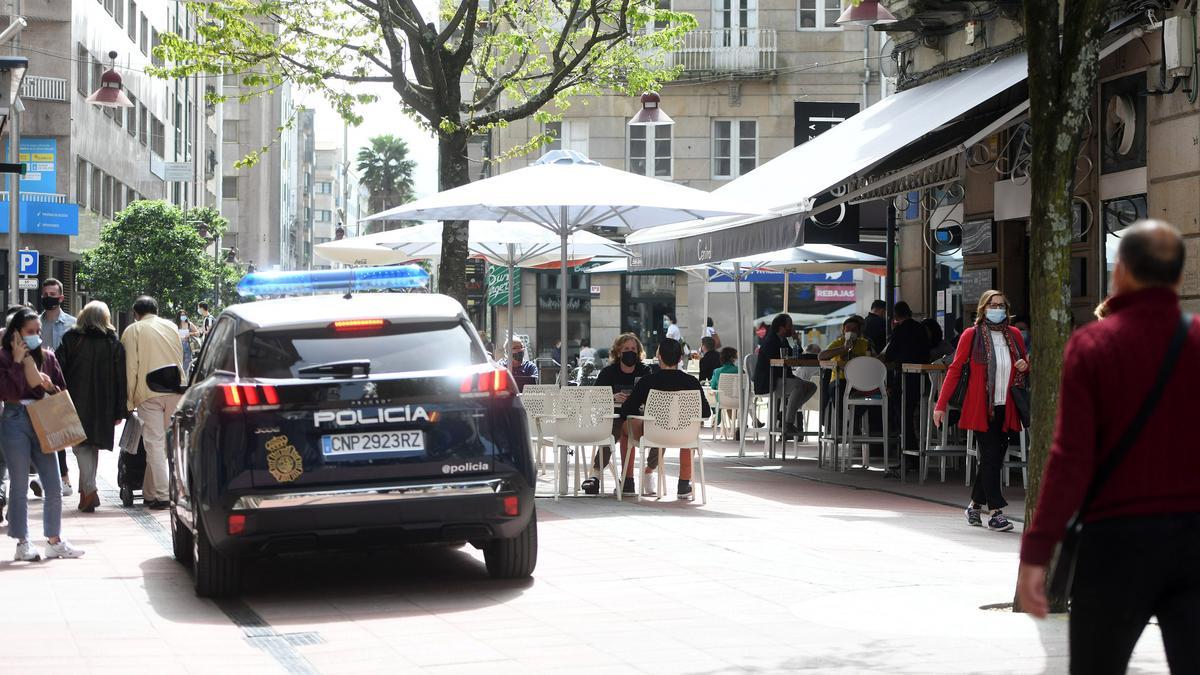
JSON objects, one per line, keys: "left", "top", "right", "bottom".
{"left": 26, "top": 390, "right": 89, "bottom": 454}
{"left": 118, "top": 411, "right": 144, "bottom": 456}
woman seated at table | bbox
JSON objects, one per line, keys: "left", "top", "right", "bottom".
{"left": 818, "top": 315, "right": 876, "bottom": 396}
{"left": 709, "top": 346, "right": 738, "bottom": 392}
{"left": 581, "top": 333, "right": 651, "bottom": 496}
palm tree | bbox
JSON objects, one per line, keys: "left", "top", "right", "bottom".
{"left": 356, "top": 135, "right": 416, "bottom": 232}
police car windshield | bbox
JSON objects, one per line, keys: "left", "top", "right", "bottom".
{"left": 240, "top": 321, "right": 485, "bottom": 378}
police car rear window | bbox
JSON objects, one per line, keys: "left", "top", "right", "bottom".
{"left": 239, "top": 321, "right": 485, "bottom": 378}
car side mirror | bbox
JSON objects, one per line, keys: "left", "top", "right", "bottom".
{"left": 147, "top": 365, "right": 188, "bottom": 394}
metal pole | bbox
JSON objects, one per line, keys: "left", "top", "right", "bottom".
{"left": 559, "top": 218, "right": 569, "bottom": 384}
{"left": 734, "top": 263, "right": 747, "bottom": 458}
{"left": 192, "top": 69, "right": 200, "bottom": 209}
{"left": 506, "top": 244, "right": 515, "bottom": 355}
{"left": 6, "top": 0, "right": 19, "bottom": 306}
{"left": 782, "top": 271, "right": 789, "bottom": 315}
{"left": 885, "top": 202, "right": 896, "bottom": 337}
{"left": 214, "top": 233, "right": 222, "bottom": 308}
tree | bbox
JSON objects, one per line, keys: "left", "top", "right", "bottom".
{"left": 79, "top": 201, "right": 216, "bottom": 315}
{"left": 155, "top": 0, "right": 694, "bottom": 304}
{"left": 356, "top": 134, "right": 416, "bottom": 231}
{"left": 1020, "top": 0, "right": 1110, "bottom": 612}
{"left": 184, "top": 205, "right": 247, "bottom": 309}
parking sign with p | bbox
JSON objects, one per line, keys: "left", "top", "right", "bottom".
{"left": 18, "top": 249, "right": 38, "bottom": 277}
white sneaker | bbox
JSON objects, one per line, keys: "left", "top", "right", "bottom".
{"left": 61, "top": 479, "right": 73, "bottom": 497}
{"left": 13, "top": 540, "right": 41, "bottom": 561}
{"left": 641, "top": 473, "right": 657, "bottom": 496}
{"left": 43, "top": 539, "right": 85, "bottom": 559}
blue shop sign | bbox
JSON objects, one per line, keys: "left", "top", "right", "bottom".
{"left": 0, "top": 202, "right": 80, "bottom": 235}
{"left": 2, "top": 137, "right": 57, "bottom": 195}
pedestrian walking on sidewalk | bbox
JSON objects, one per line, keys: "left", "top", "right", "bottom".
{"left": 54, "top": 301, "right": 127, "bottom": 514}
{"left": 0, "top": 308, "right": 84, "bottom": 561}
{"left": 933, "top": 289, "right": 1028, "bottom": 533}
{"left": 1017, "top": 220, "right": 1200, "bottom": 674}
{"left": 120, "top": 296, "right": 185, "bottom": 511}
{"left": 38, "top": 278, "right": 75, "bottom": 499}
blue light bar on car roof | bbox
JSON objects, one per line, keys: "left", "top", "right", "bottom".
{"left": 236, "top": 265, "right": 430, "bottom": 297}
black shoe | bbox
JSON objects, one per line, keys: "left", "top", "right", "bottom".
{"left": 622, "top": 477, "right": 637, "bottom": 496}
{"left": 146, "top": 500, "right": 169, "bottom": 511}
{"left": 581, "top": 477, "right": 600, "bottom": 495}
{"left": 0, "top": 495, "right": 6, "bottom": 522}
{"left": 29, "top": 479, "right": 42, "bottom": 498}
{"left": 677, "top": 480, "right": 694, "bottom": 501}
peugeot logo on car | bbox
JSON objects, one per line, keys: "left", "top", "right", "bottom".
{"left": 313, "top": 406, "right": 435, "bottom": 427}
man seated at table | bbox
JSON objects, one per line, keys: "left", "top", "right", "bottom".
{"left": 498, "top": 338, "right": 538, "bottom": 385}
{"left": 622, "top": 339, "right": 711, "bottom": 500}
{"left": 698, "top": 336, "right": 721, "bottom": 382}
{"left": 752, "top": 313, "right": 817, "bottom": 439}
{"left": 880, "top": 301, "right": 928, "bottom": 450}
{"left": 581, "top": 333, "right": 651, "bottom": 496}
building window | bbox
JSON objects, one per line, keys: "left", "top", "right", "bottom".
{"left": 112, "top": 179, "right": 124, "bottom": 213}
{"left": 102, "top": 175, "right": 114, "bottom": 217}
{"left": 104, "top": 0, "right": 114, "bottom": 15}
{"left": 76, "top": 45, "right": 89, "bottom": 95}
{"left": 114, "top": 0, "right": 124, "bottom": 26}
{"left": 798, "top": 0, "right": 842, "bottom": 30}
{"left": 715, "top": 0, "right": 757, "bottom": 46}
{"left": 315, "top": 181, "right": 332, "bottom": 194}
{"left": 139, "top": 14, "right": 148, "bottom": 54}
{"left": 126, "top": 186, "right": 137, "bottom": 207}
{"left": 545, "top": 120, "right": 590, "bottom": 155}
{"left": 75, "top": 157, "right": 88, "bottom": 208}
{"left": 150, "top": 28, "right": 161, "bottom": 66}
{"left": 223, "top": 175, "right": 239, "bottom": 199}
{"left": 628, "top": 125, "right": 672, "bottom": 178}
{"left": 713, "top": 119, "right": 757, "bottom": 179}
{"left": 127, "top": 1, "right": 137, "bottom": 41}
{"left": 91, "top": 59, "right": 104, "bottom": 102}
{"left": 150, "top": 115, "right": 165, "bottom": 156}
{"left": 222, "top": 119, "right": 238, "bottom": 142}
{"left": 315, "top": 209, "right": 332, "bottom": 222}
{"left": 90, "top": 169, "right": 102, "bottom": 213}
{"left": 138, "top": 103, "right": 148, "bottom": 145}
{"left": 126, "top": 95, "right": 137, "bottom": 136}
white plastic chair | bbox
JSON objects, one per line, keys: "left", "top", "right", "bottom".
{"left": 839, "top": 357, "right": 889, "bottom": 471}
{"left": 743, "top": 354, "right": 769, "bottom": 442}
{"left": 631, "top": 389, "right": 707, "bottom": 505}
{"left": 520, "top": 385, "right": 559, "bottom": 475}
{"left": 550, "top": 386, "right": 621, "bottom": 500}
{"left": 713, "top": 373, "right": 747, "bottom": 441}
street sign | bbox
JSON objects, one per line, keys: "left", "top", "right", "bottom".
{"left": 18, "top": 249, "right": 38, "bottom": 276}
{"left": 162, "top": 162, "right": 193, "bottom": 182}
{"left": 17, "top": 277, "right": 37, "bottom": 290}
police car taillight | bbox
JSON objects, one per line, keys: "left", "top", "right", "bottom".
{"left": 459, "top": 369, "right": 511, "bottom": 397}
{"left": 221, "top": 384, "right": 281, "bottom": 408}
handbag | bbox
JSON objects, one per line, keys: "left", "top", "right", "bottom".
{"left": 1010, "top": 337, "right": 1031, "bottom": 428}
{"left": 1047, "top": 313, "right": 1191, "bottom": 598}
{"left": 26, "top": 390, "right": 89, "bottom": 454}
{"left": 946, "top": 351, "right": 970, "bottom": 409}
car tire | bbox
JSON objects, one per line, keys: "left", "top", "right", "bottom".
{"left": 170, "top": 508, "right": 193, "bottom": 568}
{"left": 193, "top": 517, "right": 241, "bottom": 598}
{"left": 483, "top": 509, "right": 538, "bottom": 579}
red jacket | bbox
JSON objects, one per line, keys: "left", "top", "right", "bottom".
{"left": 1021, "top": 288, "right": 1200, "bottom": 565}
{"left": 934, "top": 325, "right": 1026, "bottom": 433}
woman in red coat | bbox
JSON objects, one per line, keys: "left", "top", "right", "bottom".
{"left": 933, "top": 290, "right": 1029, "bottom": 532}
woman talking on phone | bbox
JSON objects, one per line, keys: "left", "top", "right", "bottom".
{"left": 0, "top": 308, "right": 84, "bottom": 561}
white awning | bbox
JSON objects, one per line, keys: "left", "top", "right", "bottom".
{"left": 627, "top": 54, "right": 1029, "bottom": 268}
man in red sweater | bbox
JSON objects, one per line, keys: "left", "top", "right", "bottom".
{"left": 1018, "top": 220, "right": 1200, "bottom": 673}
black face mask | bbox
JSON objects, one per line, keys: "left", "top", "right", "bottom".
{"left": 620, "top": 351, "right": 639, "bottom": 367}
{"left": 511, "top": 351, "right": 524, "bottom": 363}
{"left": 40, "top": 295, "right": 61, "bottom": 311}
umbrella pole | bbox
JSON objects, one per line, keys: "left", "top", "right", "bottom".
{"left": 735, "top": 263, "right": 747, "bottom": 459}
{"left": 507, "top": 244, "right": 515, "bottom": 359}
{"left": 782, "top": 272, "right": 789, "bottom": 315}
{"left": 559, "top": 223, "right": 569, "bottom": 385}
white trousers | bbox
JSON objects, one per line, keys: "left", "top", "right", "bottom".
{"left": 138, "top": 394, "right": 180, "bottom": 502}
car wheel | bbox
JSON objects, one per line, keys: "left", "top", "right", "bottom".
{"left": 192, "top": 517, "right": 241, "bottom": 598}
{"left": 483, "top": 509, "right": 538, "bottom": 579}
{"left": 170, "top": 507, "right": 193, "bottom": 568}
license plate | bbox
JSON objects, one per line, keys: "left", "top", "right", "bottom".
{"left": 321, "top": 430, "right": 425, "bottom": 460}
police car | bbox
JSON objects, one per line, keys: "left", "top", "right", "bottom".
{"left": 167, "top": 288, "right": 537, "bottom": 597}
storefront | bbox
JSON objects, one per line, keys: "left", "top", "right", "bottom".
{"left": 620, "top": 271, "right": 675, "bottom": 357}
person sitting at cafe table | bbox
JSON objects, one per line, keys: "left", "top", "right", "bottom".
{"left": 581, "top": 333, "right": 651, "bottom": 496}
{"left": 881, "top": 301, "right": 929, "bottom": 451}
{"left": 818, "top": 315, "right": 876, "bottom": 398}
{"left": 498, "top": 338, "right": 538, "bottom": 381}
{"left": 752, "top": 314, "right": 818, "bottom": 439}
{"left": 698, "top": 336, "right": 721, "bottom": 382}
{"left": 710, "top": 346, "right": 745, "bottom": 440}
{"left": 622, "top": 338, "right": 711, "bottom": 500}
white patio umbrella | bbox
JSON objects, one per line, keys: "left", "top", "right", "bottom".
{"left": 362, "top": 150, "right": 757, "bottom": 378}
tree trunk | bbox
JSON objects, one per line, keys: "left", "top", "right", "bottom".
{"left": 1019, "top": 0, "right": 1109, "bottom": 614}
{"left": 437, "top": 132, "right": 472, "bottom": 305}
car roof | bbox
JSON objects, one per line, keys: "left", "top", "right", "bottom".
{"left": 224, "top": 293, "right": 467, "bottom": 331}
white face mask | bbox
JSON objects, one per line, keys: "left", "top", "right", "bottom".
{"left": 844, "top": 331, "right": 857, "bottom": 341}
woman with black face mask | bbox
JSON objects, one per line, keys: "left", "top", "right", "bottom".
{"left": 582, "top": 333, "right": 653, "bottom": 496}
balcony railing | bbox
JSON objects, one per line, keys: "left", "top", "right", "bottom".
{"left": 672, "top": 29, "right": 778, "bottom": 76}
{"left": 0, "top": 192, "right": 68, "bottom": 204}
{"left": 21, "top": 76, "right": 68, "bottom": 102}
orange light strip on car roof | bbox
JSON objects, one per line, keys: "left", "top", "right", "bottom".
{"left": 331, "top": 319, "right": 388, "bottom": 332}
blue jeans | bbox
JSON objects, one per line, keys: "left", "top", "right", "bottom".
{"left": 1, "top": 404, "right": 62, "bottom": 540}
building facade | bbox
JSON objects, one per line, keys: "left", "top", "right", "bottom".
{"left": 484, "top": 0, "right": 887, "bottom": 357}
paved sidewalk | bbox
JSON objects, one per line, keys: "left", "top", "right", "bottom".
{"left": 0, "top": 449, "right": 1168, "bottom": 674}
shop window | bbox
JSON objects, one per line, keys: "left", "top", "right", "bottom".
{"left": 621, "top": 273, "right": 676, "bottom": 358}
{"left": 537, "top": 270, "right": 592, "bottom": 359}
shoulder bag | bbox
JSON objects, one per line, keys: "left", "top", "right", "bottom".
{"left": 946, "top": 330, "right": 972, "bottom": 409}
{"left": 1010, "top": 334, "right": 1031, "bottom": 428}
{"left": 1047, "top": 313, "right": 1191, "bottom": 598}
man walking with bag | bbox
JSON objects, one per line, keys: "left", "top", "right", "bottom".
{"left": 1017, "top": 221, "right": 1200, "bottom": 673}
{"left": 120, "top": 296, "right": 184, "bottom": 511}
